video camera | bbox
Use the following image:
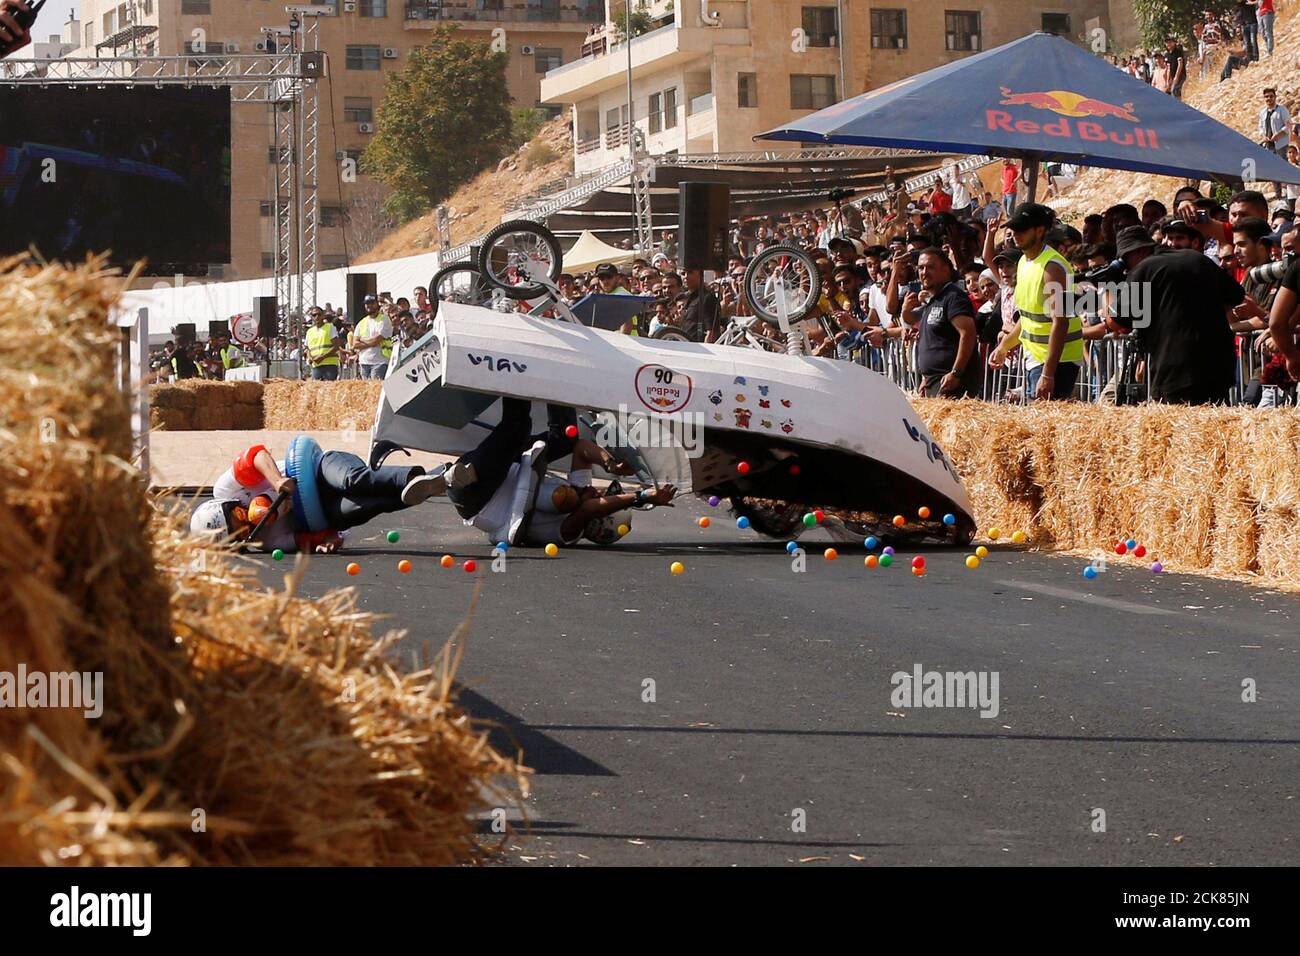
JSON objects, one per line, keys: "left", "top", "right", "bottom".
{"left": 1247, "top": 253, "right": 1295, "bottom": 285}
{"left": 1079, "top": 259, "right": 1127, "bottom": 285}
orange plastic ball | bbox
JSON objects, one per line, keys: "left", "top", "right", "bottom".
{"left": 917, "top": 506, "right": 931, "bottom": 519}
{"left": 893, "top": 515, "right": 906, "bottom": 527}
{"left": 864, "top": 555, "right": 879, "bottom": 568}
{"left": 397, "top": 560, "right": 412, "bottom": 574}
{"left": 439, "top": 554, "right": 454, "bottom": 568}
{"left": 824, "top": 548, "right": 838, "bottom": 561}
{"left": 346, "top": 563, "right": 360, "bottom": 576}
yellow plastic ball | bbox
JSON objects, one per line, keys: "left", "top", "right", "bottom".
{"left": 617, "top": 524, "right": 630, "bottom": 536}
{"left": 545, "top": 543, "right": 559, "bottom": 557}
{"left": 669, "top": 561, "right": 685, "bottom": 575}
{"left": 987, "top": 527, "right": 1002, "bottom": 541}
{"left": 965, "top": 555, "right": 981, "bottom": 570}
{"left": 1011, "top": 530, "right": 1027, "bottom": 544}
{"left": 975, "top": 546, "right": 989, "bottom": 558}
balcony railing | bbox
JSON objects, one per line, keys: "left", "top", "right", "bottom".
{"left": 688, "top": 91, "right": 713, "bottom": 115}
{"left": 604, "top": 122, "right": 629, "bottom": 150}
{"left": 404, "top": 1, "right": 603, "bottom": 24}
{"left": 544, "top": 22, "right": 675, "bottom": 78}
{"left": 576, "top": 136, "right": 602, "bottom": 154}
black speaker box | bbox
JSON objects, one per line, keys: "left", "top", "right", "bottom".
{"left": 347, "top": 273, "right": 378, "bottom": 325}
{"left": 254, "top": 296, "right": 278, "bottom": 338}
{"left": 173, "top": 323, "right": 196, "bottom": 344}
{"left": 208, "top": 320, "right": 226, "bottom": 339}
{"left": 678, "top": 182, "right": 731, "bottom": 271}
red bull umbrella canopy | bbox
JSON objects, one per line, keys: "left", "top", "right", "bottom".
{"left": 755, "top": 32, "right": 1300, "bottom": 185}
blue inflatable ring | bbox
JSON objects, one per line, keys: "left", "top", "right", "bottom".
{"left": 285, "top": 435, "right": 329, "bottom": 532}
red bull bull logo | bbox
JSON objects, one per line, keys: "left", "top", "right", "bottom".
{"left": 988, "top": 88, "right": 1159, "bottom": 149}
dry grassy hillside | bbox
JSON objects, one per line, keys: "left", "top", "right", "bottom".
{"left": 357, "top": 117, "right": 573, "bottom": 264}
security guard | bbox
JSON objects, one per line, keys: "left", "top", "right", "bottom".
{"left": 214, "top": 330, "right": 245, "bottom": 375}
{"left": 305, "top": 306, "right": 344, "bottom": 381}
{"left": 994, "top": 203, "right": 1083, "bottom": 400}
{"left": 354, "top": 294, "right": 393, "bottom": 379}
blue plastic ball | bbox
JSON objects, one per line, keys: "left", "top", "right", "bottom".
{"left": 1125, "top": 538, "right": 1137, "bottom": 551}
{"left": 736, "top": 516, "right": 751, "bottom": 530}
{"left": 786, "top": 541, "right": 799, "bottom": 554}
{"left": 864, "top": 536, "right": 879, "bottom": 550}
{"left": 1083, "top": 566, "right": 1099, "bottom": 580}
{"left": 708, "top": 496, "right": 720, "bottom": 507}
{"left": 882, "top": 546, "right": 896, "bottom": 557}
{"left": 942, "top": 513, "right": 956, "bottom": 526}
{"left": 496, "top": 541, "right": 508, "bottom": 552}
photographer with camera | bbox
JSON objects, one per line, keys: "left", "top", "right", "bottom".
{"left": 1266, "top": 228, "right": 1300, "bottom": 384}
{"left": 1230, "top": 217, "right": 1283, "bottom": 333}
{"left": 1106, "top": 225, "right": 1245, "bottom": 405}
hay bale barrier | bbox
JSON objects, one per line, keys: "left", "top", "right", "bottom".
{"left": 1, "top": 257, "right": 525, "bottom": 866}
{"left": 916, "top": 399, "right": 1300, "bottom": 588}
{"left": 262, "top": 379, "right": 379, "bottom": 432}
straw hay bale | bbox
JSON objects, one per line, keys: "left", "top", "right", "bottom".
{"left": 916, "top": 399, "right": 1300, "bottom": 588}
{"left": 1, "top": 256, "right": 525, "bottom": 865}
{"left": 262, "top": 380, "right": 380, "bottom": 432}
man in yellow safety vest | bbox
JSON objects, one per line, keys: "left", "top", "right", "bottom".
{"left": 305, "top": 307, "right": 344, "bottom": 381}
{"left": 354, "top": 294, "right": 393, "bottom": 379}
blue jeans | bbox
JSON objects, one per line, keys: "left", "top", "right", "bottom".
{"left": 360, "top": 362, "right": 388, "bottom": 379}
{"left": 1260, "top": 12, "right": 1275, "bottom": 54}
{"left": 316, "top": 451, "right": 421, "bottom": 530}
{"left": 310, "top": 365, "right": 339, "bottom": 381}
{"left": 1025, "top": 362, "right": 1080, "bottom": 401}
{"left": 1003, "top": 191, "right": 1017, "bottom": 216}
{"left": 1242, "top": 22, "right": 1259, "bottom": 61}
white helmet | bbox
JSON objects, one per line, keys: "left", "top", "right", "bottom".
{"left": 584, "top": 510, "right": 631, "bottom": 546}
{"left": 190, "top": 500, "right": 232, "bottom": 539}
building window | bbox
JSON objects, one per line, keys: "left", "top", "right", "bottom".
{"left": 359, "top": 0, "right": 387, "bottom": 16}
{"left": 534, "top": 48, "right": 563, "bottom": 72}
{"left": 870, "top": 8, "right": 907, "bottom": 49}
{"left": 790, "top": 74, "right": 836, "bottom": 110}
{"left": 1042, "top": 13, "right": 1071, "bottom": 36}
{"left": 180, "top": 0, "right": 210, "bottom": 13}
{"left": 262, "top": 253, "right": 275, "bottom": 270}
{"left": 259, "top": 200, "right": 274, "bottom": 217}
{"left": 320, "top": 205, "right": 346, "bottom": 228}
{"left": 343, "top": 97, "right": 374, "bottom": 124}
{"left": 663, "top": 87, "right": 677, "bottom": 129}
{"left": 801, "top": 6, "right": 838, "bottom": 47}
{"left": 737, "top": 72, "right": 757, "bottom": 108}
{"left": 346, "top": 45, "right": 382, "bottom": 70}
{"left": 945, "top": 11, "right": 981, "bottom": 52}
{"left": 85, "top": 24, "right": 94, "bottom": 46}
{"left": 648, "top": 92, "right": 662, "bottom": 134}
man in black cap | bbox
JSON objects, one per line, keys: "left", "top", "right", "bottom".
{"left": 898, "top": 247, "right": 980, "bottom": 398}
{"left": 1158, "top": 216, "right": 1204, "bottom": 253}
{"left": 1106, "top": 225, "right": 1245, "bottom": 404}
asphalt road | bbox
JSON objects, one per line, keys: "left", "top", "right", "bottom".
{"left": 249, "top": 497, "right": 1300, "bottom": 867}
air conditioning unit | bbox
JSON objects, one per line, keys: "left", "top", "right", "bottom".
{"left": 254, "top": 39, "right": 268, "bottom": 51}
{"left": 358, "top": 122, "right": 375, "bottom": 134}
{"left": 521, "top": 44, "right": 535, "bottom": 55}
{"left": 226, "top": 40, "right": 240, "bottom": 52}
{"left": 343, "top": 1, "right": 357, "bottom": 11}
{"left": 382, "top": 47, "right": 398, "bottom": 59}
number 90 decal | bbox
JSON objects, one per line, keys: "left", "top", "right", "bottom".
{"left": 634, "top": 364, "right": 693, "bottom": 414}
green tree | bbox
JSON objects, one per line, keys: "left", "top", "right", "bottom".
{"left": 610, "top": 3, "right": 657, "bottom": 40}
{"left": 509, "top": 106, "right": 548, "bottom": 150}
{"left": 1133, "top": 0, "right": 1235, "bottom": 47}
{"left": 362, "top": 25, "right": 512, "bottom": 222}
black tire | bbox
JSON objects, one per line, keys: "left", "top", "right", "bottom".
{"left": 742, "top": 244, "right": 821, "bottom": 326}
{"left": 651, "top": 325, "right": 691, "bottom": 342}
{"left": 730, "top": 497, "right": 806, "bottom": 540}
{"left": 477, "top": 219, "right": 563, "bottom": 300}
{"left": 429, "top": 262, "right": 488, "bottom": 319}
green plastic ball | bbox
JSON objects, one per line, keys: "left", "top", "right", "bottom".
{"left": 271, "top": 549, "right": 284, "bottom": 561}
{"left": 386, "top": 530, "right": 400, "bottom": 543}
{"left": 878, "top": 553, "right": 894, "bottom": 568}
{"left": 802, "top": 512, "right": 817, "bottom": 527}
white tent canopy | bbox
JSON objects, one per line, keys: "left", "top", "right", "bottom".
{"left": 561, "top": 230, "right": 637, "bottom": 274}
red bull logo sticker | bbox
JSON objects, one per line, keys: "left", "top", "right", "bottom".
{"left": 988, "top": 88, "right": 1159, "bottom": 149}
{"left": 634, "top": 364, "right": 693, "bottom": 414}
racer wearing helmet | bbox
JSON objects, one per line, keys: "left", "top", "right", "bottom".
{"left": 435, "top": 397, "right": 676, "bottom": 547}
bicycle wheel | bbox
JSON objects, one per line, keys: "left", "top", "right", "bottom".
{"left": 429, "top": 262, "right": 490, "bottom": 319}
{"left": 651, "top": 325, "right": 691, "bottom": 343}
{"left": 477, "top": 219, "right": 563, "bottom": 300}
{"left": 742, "top": 244, "right": 821, "bottom": 326}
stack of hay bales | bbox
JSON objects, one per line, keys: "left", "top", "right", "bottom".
{"left": 917, "top": 399, "right": 1300, "bottom": 588}
{"left": 0, "top": 256, "right": 525, "bottom": 865}
{"left": 263, "top": 379, "right": 381, "bottom": 432}
{"left": 149, "top": 381, "right": 263, "bottom": 430}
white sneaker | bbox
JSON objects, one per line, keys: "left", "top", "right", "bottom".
{"left": 400, "top": 471, "right": 446, "bottom": 506}
{"left": 446, "top": 461, "right": 477, "bottom": 489}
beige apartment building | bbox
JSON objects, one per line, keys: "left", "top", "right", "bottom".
{"left": 66, "top": 0, "right": 602, "bottom": 280}
{"left": 543, "top": 0, "right": 1114, "bottom": 177}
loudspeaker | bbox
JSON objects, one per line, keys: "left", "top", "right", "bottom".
{"left": 347, "top": 272, "right": 377, "bottom": 325}
{"left": 678, "top": 182, "right": 731, "bottom": 271}
{"left": 173, "top": 323, "right": 196, "bottom": 344}
{"left": 208, "top": 320, "right": 226, "bottom": 339}
{"left": 254, "top": 296, "right": 278, "bottom": 338}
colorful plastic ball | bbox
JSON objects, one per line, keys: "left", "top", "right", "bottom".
{"left": 892, "top": 515, "right": 906, "bottom": 528}
{"left": 1114, "top": 542, "right": 1127, "bottom": 555}
{"left": 386, "top": 530, "right": 400, "bottom": 543}
{"left": 879, "top": 553, "right": 894, "bottom": 568}
{"left": 496, "top": 541, "right": 508, "bottom": 552}
{"left": 814, "top": 510, "right": 825, "bottom": 523}
{"left": 708, "top": 496, "right": 720, "bottom": 507}
{"left": 737, "top": 461, "right": 751, "bottom": 475}
{"left": 789, "top": 464, "right": 801, "bottom": 476}
{"left": 346, "top": 563, "right": 361, "bottom": 576}
{"left": 736, "top": 516, "right": 751, "bottom": 530}
{"left": 271, "top": 549, "right": 285, "bottom": 561}
{"left": 670, "top": 561, "right": 685, "bottom": 575}
{"left": 565, "top": 424, "right": 578, "bottom": 439}
{"left": 1125, "top": 538, "right": 1137, "bottom": 551}
{"left": 988, "top": 527, "right": 1002, "bottom": 540}
{"left": 1083, "top": 566, "right": 1099, "bottom": 580}
{"left": 824, "top": 548, "right": 838, "bottom": 561}
{"left": 911, "top": 556, "right": 926, "bottom": 569}
{"left": 463, "top": 560, "right": 477, "bottom": 573}
{"left": 864, "top": 555, "right": 879, "bottom": 568}
{"left": 1133, "top": 545, "right": 1147, "bottom": 558}
{"left": 617, "top": 524, "right": 630, "bottom": 536}
{"left": 786, "top": 541, "right": 799, "bottom": 554}
{"left": 698, "top": 516, "right": 711, "bottom": 528}
{"left": 882, "top": 546, "right": 896, "bottom": 557}
{"left": 545, "top": 543, "right": 559, "bottom": 557}
{"left": 803, "top": 513, "right": 817, "bottom": 527}
{"left": 975, "top": 546, "right": 989, "bottom": 558}
{"left": 912, "top": 566, "right": 925, "bottom": 577}
{"left": 1011, "top": 530, "right": 1027, "bottom": 544}
{"left": 965, "top": 555, "right": 981, "bottom": 570}
{"left": 864, "top": 536, "right": 879, "bottom": 550}
{"left": 917, "top": 506, "right": 931, "bottom": 519}
{"left": 1151, "top": 562, "right": 1164, "bottom": 574}
{"left": 440, "top": 554, "right": 454, "bottom": 568}
{"left": 398, "top": 560, "right": 412, "bottom": 574}
{"left": 942, "top": 513, "right": 956, "bottom": 526}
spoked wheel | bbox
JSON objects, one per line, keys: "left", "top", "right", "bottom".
{"left": 429, "top": 262, "right": 491, "bottom": 318}
{"left": 651, "top": 325, "right": 691, "bottom": 342}
{"left": 742, "top": 244, "right": 822, "bottom": 326}
{"left": 477, "top": 219, "right": 563, "bottom": 299}
{"left": 729, "top": 497, "right": 806, "bottom": 540}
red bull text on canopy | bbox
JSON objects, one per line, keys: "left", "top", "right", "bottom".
{"left": 989, "top": 88, "right": 1158, "bottom": 149}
